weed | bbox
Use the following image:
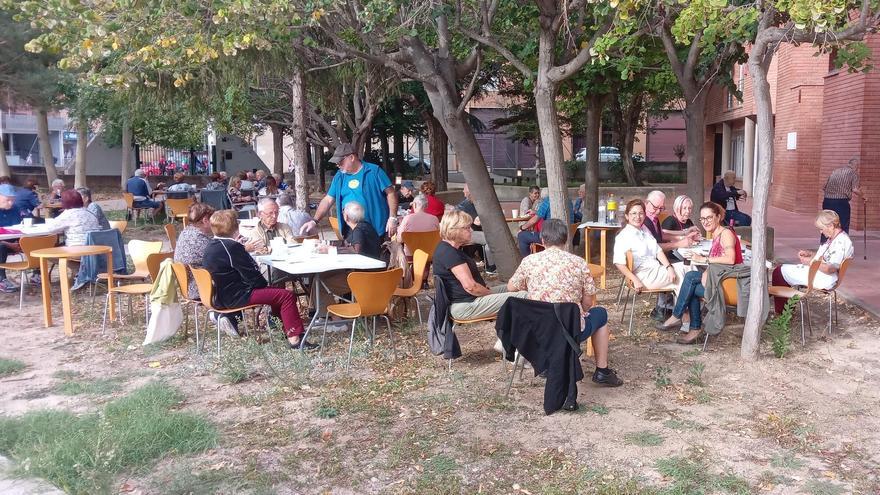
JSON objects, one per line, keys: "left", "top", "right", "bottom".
{"left": 767, "top": 295, "right": 798, "bottom": 357}
{"left": 685, "top": 362, "right": 706, "bottom": 387}
{"left": 654, "top": 366, "right": 672, "bottom": 388}
{"left": 53, "top": 374, "right": 125, "bottom": 396}
{"left": 770, "top": 451, "right": 804, "bottom": 469}
{"left": 755, "top": 414, "right": 819, "bottom": 453}
{"left": 695, "top": 390, "right": 712, "bottom": 404}
{"left": 0, "top": 382, "right": 217, "bottom": 494}
{"left": 663, "top": 419, "right": 707, "bottom": 432}
{"left": 624, "top": 431, "right": 665, "bottom": 447}
{"left": 682, "top": 349, "right": 701, "bottom": 358}
{"left": 655, "top": 456, "right": 750, "bottom": 494}
{"left": 803, "top": 480, "right": 845, "bottom": 495}
{"left": 412, "top": 455, "right": 462, "bottom": 494}
{"left": 755, "top": 471, "right": 795, "bottom": 488}
{"left": 0, "top": 357, "right": 26, "bottom": 377}
{"left": 315, "top": 398, "right": 339, "bottom": 419}
{"left": 591, "top": 404, "right": 610, "bottom": 415}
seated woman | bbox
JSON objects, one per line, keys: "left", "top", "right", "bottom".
{"left": 342, "top": 202, "right": 382, "bottom": 259}
{"left": 204, "top": 172, "right": 226, "bottom": 191}
{"left": 47, "top": 189, "right": 101, "bottom": 246}
{"left": 434, "top": 209, "right": 526, "bottom": 321}
{"left": 771, "top": 209, "right": 853, "bottom": 314}
{"left": 418, "top": 180, "right": 445, "bottom": 220}
{"left": 661, "top": 195, "right": 700, "bottom": 238}
{"left": 173, "top": 203, "right": 215, "bottom": 300}
{"left": 258, "top": 176, "right": 280, "bottom": 196}
{"left": 228, "top": 177, "right": 256, "bottom": 211}
{"left": 398, "top": 194, "right": 440, "bottom": 255}
{"left": 202, "top": 209, "right": 316, "bottom": 350}
{"left": 657, "top": 201, "right": 743, "bottom": 344}
{"left": 613, "top": 199, "right": 680, "bottom": 295}
{"left": 167, "top": 172, "right": 195, "bottom": 193}
{"left": 277, "top": 192, "right": 314, "bottom": 237}
{"left": 77, "top": 187, "right": 111, "bottom": 230}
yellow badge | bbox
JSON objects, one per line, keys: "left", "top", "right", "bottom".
{"left": 348, "top": 179, "right": 360, "bottom": 189}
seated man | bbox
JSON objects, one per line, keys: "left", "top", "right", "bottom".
{"left": 710, "top": 170, "right": 751, "bottom": 226}
{"left": 0, "top": 184, "right": 21, "bottom": 292}
{"left": 243, "top": 197, "right": 297, "bottom": 255}
{"left": 508, "top": 218, "right": 623, "bottom": 387}
{"left": 520, "top": 185, "right": 540, "bottom": 216}
{"left": 516, "top": 189, "right": 573, "bottom": 257}
{"left": 125, "top": 169, "right": 165, "bottom": 220}
{"left": 277, "top": 193, "right": 314, "bottom": 236}
{"left": 167, "top": 172, "right": 196, "bottom": 193}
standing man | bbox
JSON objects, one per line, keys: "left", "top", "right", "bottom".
{"left": 710, "top": 171, "right": 751, "bottom": 226}
{"left": 822, "top": 157, "right": 865, "bottom": 241}
{"left": 457, "top": 184, "right": 495, "bottom": 275}
{"left": 299, "top": 143, "right": 397, "bottom": 238}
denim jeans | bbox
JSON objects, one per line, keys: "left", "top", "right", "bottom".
{"left": 517, "top": 230, "right": 542, "bottom": 257}
{"left": 724, "top": 209, "right": 752, "bottom": 227}
{"left": 672, "top": 271, "right": 704, "bottom": 330}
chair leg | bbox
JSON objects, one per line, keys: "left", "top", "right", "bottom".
{"left": 620, "top": 288, "right": 630, "bottom": 323}
{"left": 799, "top": 299, "right": 806, "bottom": 345}
{"left": 414, "top": 297, "right": 423, "bottom": 326}
{"left": 627, "top": 292, "right": 637, "bottom": 336}
{"left": 505, "top": 354, "right": 522, "bottom": 397}
{"left": 317, "top": 310, "right": 331, "bottom": 360}
{"left": 19, "top": 272, "right": 26, "bottom": 310}
{"left": 702, "top": 332, "right": 710, "bottom": 351}
{"left": 827, "top": 295, "right": 833, "bottom": 336}
{"left": 833, "top": 291, "right": 838, "bottom": 325}
{"left": 382, "top": 315, "right": 396, "bottom": 359}
{"left": 805, "top": 300, "right": 814, "bottom": 336}
{"left": 101, "top": 292, "right": 110, "bottom": 334}
{"left": 615, "top": 280, "right": 625, "bottom": 305}
{"left": 194, "top": 305, "right": 201, "bottom": 353}
{"left": 346, "top": 318, "right": 358, "bottom": 368}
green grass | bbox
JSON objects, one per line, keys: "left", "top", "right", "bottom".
{"left": 663, "top": 419, "right": 707, "bottom": 432}
{"left": 655, "top": 456, "right": 750, "bottom": 494}
{"left": 654, "top": 366, "right": 672, "bottom": 388}
{"left": 0, "top": 357, "right": 26, "bottom": 377}
{"left": 590, "top": 404, "right": 610, "bottom": 415}
{"left": 52, "top": 372, "right": 125, "bottom": 396}
{"left": 769, "top": 451, "right": 804, "bottom": 469}
{"left": 802, "top": 480, "right": 845, "bottom": 495}
{"left": 315, "top": 399, "right": 339, "bottom": 419}
{"left": 685, "top": 363, "right": 706, "bottom": 387}
{"left": 0, "top": 382, "right": 217, "bottom": 494}
{"left": 624, "top": 431, "right": 665, "bottom": 447}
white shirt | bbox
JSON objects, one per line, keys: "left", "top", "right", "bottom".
{"left": 813, "top": 231, "right": 853, "bottom": 267}
{"left": 613, "top": 224, "right": 661, "bottom": 270}
{"left": 48, "top": 208, "right": 102, "bottom": 246}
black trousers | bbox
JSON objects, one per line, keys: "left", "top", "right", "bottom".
{"left": 821, "top": 198, "right": 850, "bottom": 242}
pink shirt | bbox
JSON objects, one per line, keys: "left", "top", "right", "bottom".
{"left": 398, "top": 211, "right": 440, "bottom": 255}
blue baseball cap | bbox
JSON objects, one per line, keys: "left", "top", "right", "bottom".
{"left": 0, "top": 184, "right": 16, "bottom": 197}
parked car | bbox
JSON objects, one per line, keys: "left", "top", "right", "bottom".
{"left": 574, "top": 147, "right": 644, "bottom": 162}
{"left": 405, "top": 154, "right": 431, "bottom": 173}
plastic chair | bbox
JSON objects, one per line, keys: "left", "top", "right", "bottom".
{"left": 588, "top": 263, "right": 604, "bottom": 279}
{"left": 529, "top": 243, "right": 545, "bottom": 254}
{"left": 171, "top": 262, "right": 203, "bottom": 351}
{"left": 200, "top": 189, "right": 231, "bottom": 211}
{"left": 401, "top": 230, "right": 441, "bottom": 261}
{"left": 0, "top": 234, "right": 58, "bottom": 309}
{"left": 98, "top": 240, "right": 163, "bottom": 284}
{"left": 123, "top": 192, "right": 153, "bottom": 225}
{"left": 164, "top": 223, "right": 178, "bottom": 251}
{"left": 101, "top": 252, "right": 173, "bottom": 332}
{"left": 319, "top": 268, "right": 403, "bottom": 367}
{"left": 190, "top": 267, "right": 263, "bottom": 356}
{"left": 328, "top": 216, "right": 344, "bottom": 241}
{"left": 814, "top": 258, "right": 851, "bottom": 336}
{"left": 108, "top": 220, "right": 128, "bottom": 234}
{"left": 619, "top": 250, "right": 675, "bottom": 336}
{"left": 393, "top": 249, "right": 429, "bottom": 324}
{"left": 166, "top": 198, "right": 194, "bottom": 224}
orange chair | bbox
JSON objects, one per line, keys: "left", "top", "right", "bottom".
{"left": 108, "top": 220, "right": 128, "bottom": 234}
{"left": 98, "top": 240, "right": 163, "bottom": 285}
{"left": 164, "top": 223, "right": 178, "bottom": 251}
{"left": 190, "top": 267, "right": 264, "bottom": 355}
{"left": 619, "top": 250, "right": 675, "bottom": 336}
{"left": 318, "top": 268, "right": 403, "bottom": 367}
{"left": 328, "top": 216, "right": 344, "bottom": 241}
{"left": 101, "top": 251, "right": 173, "bottom": 332}
{"left": 166, "top": 198, "right": 194, "bottom": 224}
{"left": 0, "top": 234, "right": 58, "bottom": 309}
{"left": 394, "top": 249, "right": 430, "bottom": 324}
{"left": 123, "top": 192, "right": 153, "bottom": 225}
{"left": 170, "top": 262, "right": 203, "bottom": 350}
{"left": 401, "top": 230, "right": 441, "bottom": 259}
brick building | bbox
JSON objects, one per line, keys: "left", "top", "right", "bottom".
{"left": 704, "top": 38, "right": 880, "bottom": 229}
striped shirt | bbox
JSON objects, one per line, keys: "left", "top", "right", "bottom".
{"left": 823, "top": 166, "right": 860, "bottom": 200}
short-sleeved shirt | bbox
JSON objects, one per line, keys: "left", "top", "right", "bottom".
{"left": 345, "top": 221, "right": 382, "bottom": 260}
{"left": 48, "top": 207, "right": 102, "bottom": 246}
{"left": 331, "top": 166, "right": 367, "bottom": 211}
{"left": 328, "top": 162, "right": 392, "bottom": 237}
{"left": 814, "top": 231, "right": 854, "bottom": 267}
{"left": 535, "top": 197, "right": 574, "bottom": 222}
{"left": 508, "top": 246, "right": 596, "bottom": 315}
{"left": 433, "top": 241, "right": 485, "bottom": 303}
{"left": 823, "top": 166, "right": 860, "bottom": 200}
{"left": 456, "top": 199, "right": 481, "bottom": 231}
{"left": 613, "top": 224, "right": 661, "bottom": 270}
{"left": 125, "top": 176, "right": 150, "bottom": 200}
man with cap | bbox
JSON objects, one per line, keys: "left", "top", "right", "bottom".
{"left": 125, "top": 169, "right": 165, "bottom": 220}
{"left": 398, "top": 180, "right": 416, "bottom": 211}
{"left": 300, "top": 143, "right": 397, "bottom": 238}
{"left": 0, "top": 184, "right": 22, "bottom": 292}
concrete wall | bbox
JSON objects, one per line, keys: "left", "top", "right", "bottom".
{"left": 215, "top": 134, "right": 271, "bottom": 176}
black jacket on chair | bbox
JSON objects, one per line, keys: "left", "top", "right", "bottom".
{"left": 427, "top": 276, "right": 462, "bottom": 359}
{"left": 202, "top": 237, "right": 267, "bottom": 309}
{"left": 496, "top": 298, "right": 583, "bottom": 415}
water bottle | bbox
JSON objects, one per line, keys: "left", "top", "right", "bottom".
{"left": 606, "top": 193, "right": 617, "bottom": 223}
{"left": 598, "top": 198, "right": 606, "bottom": 222}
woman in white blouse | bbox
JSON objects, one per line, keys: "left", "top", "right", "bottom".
{"left": 613, "top": 199, "right": 679, "bottom": 293}
{"left": 770, "top": 209, "right": 853, "bottom": 313}
{"left": 47, "top": 189, "right": 102, "bottom": 246}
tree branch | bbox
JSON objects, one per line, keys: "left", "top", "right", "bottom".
{"left": 457, "top": 50, "right": 482, "bottom": 115}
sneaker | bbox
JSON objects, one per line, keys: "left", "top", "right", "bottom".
{"left": 0, "top": 278, "right": 17, "bottom": 293}
{"left": 592, "top": 368, "right": 624, "bottom": 387}
{"left": 207, "top": 310, "right": 219, "bottom": 325}
{"left": 288, "top": 338, "right": 320, "bottom": 351}
{"left": 218, "top": 315, "right": 240, "bottom": 337}
{"left": 649, "top": 306, "right": 671, "bottom": 322}
{"left": 485, "top": 265, "right": 497, "bottom": 276}
{"left": 27, "top": 273, "right": 41, "bottom": 286}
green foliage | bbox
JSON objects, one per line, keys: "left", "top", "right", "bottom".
{"left": 831, "top": 41, "right": 873, "bottom": 73}
{"left": 767, "top": 295, "right": 798, "bottom": 358}
{"left": 686, "top": 363, "right": 706, "bottom": 387}
{"left": 53, "top": 373, "right": 125, "bottom": 396}
{"left": 624, "top": 431, "right": 665, "bottom": 447}
{"left": 0, "top": 382, "right": 216, "bottom": 494}
{"left": 655, "top": 456, "right": 751, "bottom": 495}
{"left": 0, "top": 357, "right": 26, "bottom": 377}
{"left": 654, "top": 366, "right": 672, "bottom": 388}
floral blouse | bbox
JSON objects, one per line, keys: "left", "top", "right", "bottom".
{"left": 508, "top": 246, "right": 597, "bottom": 314}
{"left": 173, "top": 226, "right": 213, "bottom": 299}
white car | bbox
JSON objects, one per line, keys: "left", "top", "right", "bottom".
{"left": 406, "top": 154, "right": 430, "bottom": 172}
{"left": 574, "top": 147, "right": 644, "bottom": 162}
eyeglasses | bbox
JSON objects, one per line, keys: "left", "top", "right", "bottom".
{"left": 699, "top": 216, "right": 715, "bottom": 223}
{"left": 647, "top": 200, "right": 665, "bottom": 211}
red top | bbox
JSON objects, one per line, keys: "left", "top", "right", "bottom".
{"left": 709, "top": 227, "right": 743, "bottom": 264}
{"left": 420, "top": 194, "right": 446, "bottom": 220}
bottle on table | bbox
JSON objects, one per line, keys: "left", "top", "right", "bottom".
{"left": 597, "top": 197, "right": 606, "bottom": 223}
{"left": 606, "top": 193, "right": 617, "bottom": 223}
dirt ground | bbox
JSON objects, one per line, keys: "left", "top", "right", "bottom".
{"left": 1, "top": 233, "right": 879, "bottom": 494}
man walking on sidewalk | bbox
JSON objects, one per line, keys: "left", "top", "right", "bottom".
{"left": 822, "top": 157, "right": 866, "bottom": 242}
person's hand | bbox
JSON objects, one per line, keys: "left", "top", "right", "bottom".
{"left": 666, "top": 265, "right": 676, "bottom": 283}
{"left": 385, "top": 217, "right": 397, "bottom": 236}
{"left": 632, "top": 279, "right": 645, "bottom": 293}
{"left": 299, "top": 220, "right": 317, "bottom": 236}
{"left": 739, "top": 190, "right": 748, "bottom": 199}
{"left": 244, "top": 238, "right": 261, "bottom": 253}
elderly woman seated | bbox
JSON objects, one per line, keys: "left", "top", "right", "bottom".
{"left": 173, "top": 203, "right": 215, "bottom": 299}
{"left": 277, "top": 192, "right": 313, "bottom": 236}
{"left": 167, "top": 172, "right": 195, "bottom": 193}
{"left": 661, "top": 195, "right": 700, "bottom": 239}
{"left": 202, "top": 209, "right": 316, "bottom": 350}
{"left": 47, "top": 190, "right": 102, "bottom": 246}
{"left": 434, "top": 209, "right": 526, "bottom": 321}
{"left": 656, "top": 201, "right": 743, "bottom": 344}
{"left": 76, "top": 187, "right": 111, "bottom": 231}
{"left": 771, "top": 209, "right": 853, "bottom": 314}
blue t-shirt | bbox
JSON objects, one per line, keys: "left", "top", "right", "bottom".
{"left": 327, "top": 162, "right": 392, "bottom": 236}
{"left": 333, "top": 166, "right": 367, "bottom": 211}
{"left": 536, "top": 197, "right": 575, "bottom": 222}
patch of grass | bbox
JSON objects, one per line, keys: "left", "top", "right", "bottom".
{"left": 695, "top": 390, "right": 712, "bottom": 404}
{"left": 624, "top": 431, "right": 665, "bottom": 447}
{"left": 0, "top": 382, "right": 217, "bottom": 494}
{"left": 0, "top": 357, "right": 26, "bottom": 377}
{"left": 754, "top": 414, "right": 819, "bottom": 453}
{"left": 681, "top": 349, "right": 702, "bottom": 358}
{"left": 770, "top": 451, "right": 804, "bottom": 469}
{"left": 412, "top": 455, "right": 462, "bottom": 494}
{"left": 663, "top": 419, "right": 707, "bottom": 432}
{"left": 654, "top": 366, "right": 672, "bottom": 388}
{"left": 591, "top": 404, "right": 610, "bottom": 415}
{"left": 655, "top": 456, "right": 751, "bottom": 494}
{"left": 802, "top": 480, "right": 845, "bottom": 495}
{"left": 53, "top": 374, "right": 125, "bottom": 396}
{"left": 315, "top": 398, "right": 339, "bottom": 419}
{"left": 685, "top": 362, "right": 706, "bottom": 387}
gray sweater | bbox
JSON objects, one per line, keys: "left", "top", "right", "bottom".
{"left": 702, "top": 263, "right": 769, "bottom": 335}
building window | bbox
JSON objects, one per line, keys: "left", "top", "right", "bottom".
{"left": 726, "top": 90, "right": 734, "bottom": 109}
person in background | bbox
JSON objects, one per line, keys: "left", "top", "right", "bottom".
{"left": 710, "top": 171, "right": 751, "bottom": 227}
{"left": 573, "top": 184, "right": 586, "bottom": 223}
{"left": 277, "top": 192, "right": 314, "bottom": 236}
{"left": 174, "top": 203, "right": 216, "bottom": 299}
{"left": 258, "top": 176, "right": 280, "bottom": 196}
{"left": 14, "top": 179, "right": 40, "bottom": 219}
{"left": 205, "top": 173, "right": 226, "bottom": 191}
{"left": 218, "top": 171, "right": 229, "bottom": 187}
{"left": 661, "top": 195, "right": 700, "bottom": 239}
{"left": 516, "top": 188, "right": 573, "bottom": 257}
{"left": 771, "top": 209, "right": 853, "bottom": 314}
{"left": 243, "top": 197, "right": 297, "bottom": 254}
{"left": 0, "top": 184, "right": 22, "bottom": 292}
{"left": 167, "top": 172, "right": 195, "bottom": 193}
{"left": 272, "top": 173, "right": 289, "bottom": 191}
{"left": 508, "top": 218, "right": 623, "bottom": 387}
{"left": 398, "top": 180, "right": 416, "bottom": 210}
{"left": 228, "top": 177, "right": 255, "bottom": 207}
{"left": 126, "top": 169, "right": 165, "bottom": 220}
{"left": 76, "top": 187, "right": 111, "bottom": 231}
{"left": 418, "top": 180, "right": 445, "bottom": 219}
{"left": 47, "top": 189, "right": 101, "bottom": 246}
{"left": 0, "top": 182, "right": 24, "bottom": 226}
{"left": 520, "top": 186, "right": 541, "bottom": 216}
{"left": 48, "top": 179, "right": 65, "bottom": 202}
{"left": 203, "top": 209, "right": 316, "bottom": 350}
{"left": 254, "top": 170, "right": 267, "bottom": 191}
{"left": 239, "top": 171, "right": 255, "bottom": 191}
{"left": 398, "top": 194, "right": 440, "bottom": 255}
{"left": 820, "top": 157, "right": 865, "bottom": 241}
{"left": 456, "top": 184, "right": 495, "bottom": 274}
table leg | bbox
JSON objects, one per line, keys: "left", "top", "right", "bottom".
{"left": 599, "top": 230, "right": 607, "bottom": 289}
{"left": 39, "top": 257, "right": 52, "bottom": 328}
{"left": 586, "top": 337, "right": 594, "bottom": 357}
{"left": 106, "top": 253, "right": 115, "bottom": 322}
{"left": 302, "top": 273, "right": 322, "bottom": 343}
{"left": 58, "top": 258, "right": 74, "bottom": 335}
{"left": 584, "top": 228, "right": 591, "bottom": 263}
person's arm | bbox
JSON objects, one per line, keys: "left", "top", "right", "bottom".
{"left": 581, "top": 291, "right": 596, "bottom": 310}
{"left": 450, "top": 263, "right": 492, "bottom": 296}
{"left": 703, "top": 229, "right": 738, "bottom": 265}
{"left": 385, "top": 186, "right": 398, "bottom": 234}
{"left": 656, "top": 250, "right": 677, "bottom": 281}
{"left": 519, "top": 197, "right": 531, "bottom": 214}
{"left": 614, "top": 263, "right": 645, "bottom": 292}
{"left": 299, "top": 195, "right": 335, "bottom": 235}
{"left": 506, "top": 263, "right": 527, "bottom": 292}
{"left": 519, "top": 214, "right": 540, "bottom": 231}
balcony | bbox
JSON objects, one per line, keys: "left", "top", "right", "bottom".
{"left": 1, "top": 112, "right": 69, "bottom": 132}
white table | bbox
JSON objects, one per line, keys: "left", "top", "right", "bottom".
{"left": 0, "top": 224, "right": 65, "bottom": 241}
{"left": 254, "top": 248, "right": 387, "bottom": 338}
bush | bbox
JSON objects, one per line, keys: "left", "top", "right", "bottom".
{"left": 767, "top": 296, "right": 799, "bottom": 358}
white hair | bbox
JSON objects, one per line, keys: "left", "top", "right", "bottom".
{"left": 258, "top": 197, "right": 278, "bottom": 211}
{"left": 134, "top": 169, "right": 145, "bottom": 177}
{"left": 647, "top": 190, "right": 665, "bottom": 203}
{"left": 412, "top": 194, "right": 428, "bottom": 210}
{"left": 343, "top": 201, "right": 364, "bottom": 223}
{"left": 540, "top": 187, "right": 549, "bottom": 198}
{"left": 276, "top": 192, "right": 293, "bottom": 207}
{"left": 52, "top": 178, "right": 65, "bottom": 187}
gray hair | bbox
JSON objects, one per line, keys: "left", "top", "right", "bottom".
{"left": 647, "top": 190, "right": 665, "bottom": 204}
{"left": 276, "top": 192, "right": 293, "bottom": 207}
{"left": 540, "top": 218, "right": 569, "bottom": 247}
{"left": 257, "top": 197, "right": 278, "bottom": 211}
{"left": 133, "top": 169, "right": 145, "bottom": 177}
{"left": 272, "top": 173, "right": 283, "bottom": 182}
{"left": 412, "top": 193, "right": 428, "bottom": 210}
{"left": 75, "top": 187, "right": 92, "bottom": 201}
{"left": 52, "top": 178, "right": 65, "bottom": 187}
{"left": 343, "top": 201, "right": 364, "bottom": 224}
{"left": 528, "top": 185, "right": 540, "bottom": 194}
{"left": 540, "top": 187, "right": 549, "bottom": 198}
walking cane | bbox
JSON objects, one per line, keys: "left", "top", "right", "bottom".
{"left": 864, "top": 199, "right": 868, "bottom": 260}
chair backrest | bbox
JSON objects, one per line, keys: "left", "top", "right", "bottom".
{"left": 530, "top": 242, "right": 545, "bottom": 254}
{"left": 237, "top": 209, "right": 254, "bottom": 220}
{"left": 164, "top": 223, "right": 177, "bottom": 250}
{"left": 240, "top": 188, "right": 254, "bottom": 197}
{"left": 190, "top": 267, "right": 216, "bottom": 310}
{"left": 123, "top": 192, "right": 135, "bottom": 209}
{"left": 401, "top": 230, "right": 441, "bottom": 259}
{"left": 145, "top": 252, "right": 174, "bottom": 281}
{"left": 166, "top": 191, "right": 190, "bottom": 200}
{"left": 721, "top": 277, "right": 738, "bottom": 306}
{"left": 200, "top": 189, "right": 231, "bottom": 210}
{"left": 108, "top": 220, "right": 128, "bottom": 233}
{"left": 659, "top": 212, "right": 670, "bottom": 224}
{"left": 588, "top": 263, "right": 604, "bottom": 279}
{"left": 834, "top": 258, "right": 852, "bottom": 289}
{"left": 166, "top": 198, "right": 194, "bottom": 217}
{"left": 128, "top": 240, "right": 164, "bottom": 275}
{"left": 328, "top": 216, "right": 343, "bottom": 241}
{"left": 347, "top": 268, "right": 404, "bottom": 316}
{"left": 411, "top": 249, "right": 430, "bottom": 289}
{"left": 624, "top": 250, "right": 636, "bottom": 288}
{"left": 20, "top": 235, "right": 59, "bottom": 269}
{"left": 170, "top": 262, "right": 193, "bottom": 301}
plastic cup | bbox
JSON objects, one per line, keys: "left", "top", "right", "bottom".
{"left": 511, "top": 209, "right": 519, "bottom": 218}
{"left": 22, "top": 218, "right": 34, "bottom": 227}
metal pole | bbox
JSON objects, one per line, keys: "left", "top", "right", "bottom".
{"left": 864, "top": 199, "right": 868, "bottom": 260}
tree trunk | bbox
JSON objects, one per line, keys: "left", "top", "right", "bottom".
{"left": 426, "top": 114, "right": 448, "bottom": 191}
{"left": 121, "top": 120, "right": 133, "bottom": 189}
{"left": 534, "top": 81, "right": 572, "bottom": 231}
{"left": 74, "top": 119, "right": 88, "bottom": 188}
{"left": 379, "top": 129, "right": 390, "bottom": 173}
{"left": 682, "top": 96, "right": 707, "bottom": 206}
{"left": 35, "top": 108, "right": 57, "bottom": 183}
{"left": 392, "top": 127, "right": 405, "bottom": 176}
{"left": 741, "top": 40, "right": 775, "bottom": 360}
{"left": 289, "top": 67, "right": 309, "bottom": 210}
{"left": 270, "top": 123, "right": 285, "bottom": 175}
{"left": 583, "top": 94, "right": 603, "bottom": 222}
{"left": 0, "top": 134, "right": 11, "bottom": 178}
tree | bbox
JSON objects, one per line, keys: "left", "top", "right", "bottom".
{"left": 740, "top": 0, "right": 880, "bottom": 359}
